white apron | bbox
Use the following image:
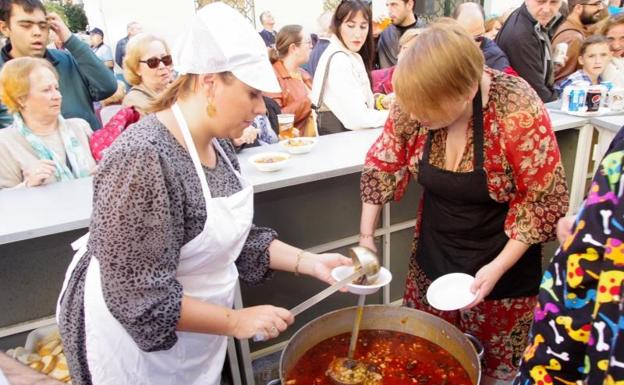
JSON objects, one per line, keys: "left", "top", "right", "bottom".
{"left": 57, "top": 103, "right": 254, "bottom": 385}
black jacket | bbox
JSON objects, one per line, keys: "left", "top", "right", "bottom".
{"left": 496, "top": 4, "right": 557, "bottom": 102}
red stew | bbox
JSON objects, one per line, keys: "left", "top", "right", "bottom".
{"left": 285, "top": 330, "right": 473, "bottom": 385}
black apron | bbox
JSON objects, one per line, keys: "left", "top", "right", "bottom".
{"left": 415, "top": 89, "right": 541, "bottom": 300}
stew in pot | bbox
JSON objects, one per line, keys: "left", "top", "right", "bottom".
{"left": 285, "top": 330, "right": 472, "bottom": 385}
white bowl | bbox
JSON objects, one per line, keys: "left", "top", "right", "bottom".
{"left": 248, "top": 152, "right": 290, "bottom": 172}
{"left": 426, "top": 273, "right": 477, "bottom": 311}
{"left": 279, "top": 138, "right": 318, "bottom": 154}
{"left": 331, "top": 265, "right": 392, "bottom": 295}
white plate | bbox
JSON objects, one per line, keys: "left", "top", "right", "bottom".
{"left": 426, "top": 273, "right": 477, "bottom": 311}
{"left": 248, "top": 152, "right": 290, "bottom": 172}
{"left": 279, "top": 138, "right": 318, "bottom": 154}
{"left": 331, "top": 265, "right": 392, "bottom": 295}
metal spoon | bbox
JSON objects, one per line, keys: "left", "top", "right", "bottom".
{"left": 252, "top": 247, "right": 380, "bottom": 342}
{"left": 327, "top": 248, "right": 384, "bottom": 385}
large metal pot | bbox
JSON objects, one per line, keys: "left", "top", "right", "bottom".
{"left": 276, "top": 305, "right": 481, "bottom": 385}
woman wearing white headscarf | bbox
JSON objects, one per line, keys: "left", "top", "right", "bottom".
{"left": 56, "top": 4, "right": 351, "bottom": 385}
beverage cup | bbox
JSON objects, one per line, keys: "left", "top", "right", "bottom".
{"left": 278, "top": 114, "right": 296, "bottom": 139}
{"left": 609, "top": 88, "right": 624, "bottom": 112}
{"left": 554, "top": 43, "right": 568, "bottom": 66}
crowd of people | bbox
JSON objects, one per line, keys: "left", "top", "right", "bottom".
{"left": 1, "top": 0, "right": 623, "bottom": 189}
{"left": 1, "top": 0, "right": 624, "bottom": 384}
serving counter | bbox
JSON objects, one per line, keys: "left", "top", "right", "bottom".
{"left": 0, "top": 112, "right": 620, "bottom": 384}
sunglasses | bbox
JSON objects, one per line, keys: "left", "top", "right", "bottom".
{"left": 139, "top": 55, "right": 173, "bottom": 69}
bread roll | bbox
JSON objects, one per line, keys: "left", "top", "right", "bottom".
{"left": 38, "top": 338, "right": 61, "bottom": 356}
{"left": 40, "top": 354, "right": 57, "bottom": 374}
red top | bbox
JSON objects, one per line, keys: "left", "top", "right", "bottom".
{"left": 360, "top": 69, "right": 569, "bottom": 244}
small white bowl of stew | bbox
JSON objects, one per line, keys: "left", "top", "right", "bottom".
{"left": 248, "top": 152, "right": 291, "bottom": 172}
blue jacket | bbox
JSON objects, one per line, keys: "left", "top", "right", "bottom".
{"left": 259, "top": 29, "right": 276, "bottom": 47}
{"left": 481, "top": 37, "right": 511, "bottom": 72}
{"left": 304, "top": 38, "right": 330, "bottom": 78}
{"left": 0, "top": 34, "right": 117, "bottom": 129}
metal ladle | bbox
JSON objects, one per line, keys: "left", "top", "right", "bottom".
{"left": 327, "top": 247, "right": 384, "bottom": 385}
{"left": 253, "top": 246, "right": 380, "bottom": 342}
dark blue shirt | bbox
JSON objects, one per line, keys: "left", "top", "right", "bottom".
{"left": 259, "top": 29, "right": 276, "bottom": 47}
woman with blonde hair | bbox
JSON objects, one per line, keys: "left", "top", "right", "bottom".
{"left": 0, "top": 57, "right": 95, "bottom": 189}
{"left": 359, "top": 20, "right": 569, "bottom": 384}
{"left": 57, "top": 4, "right": 350, "bottom": 385}
{"left": 122, "top": 33, "right": 173, "bottom": 115}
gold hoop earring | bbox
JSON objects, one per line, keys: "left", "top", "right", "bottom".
{"left": 206, "top": 102, "right": 217, "bottom": 118}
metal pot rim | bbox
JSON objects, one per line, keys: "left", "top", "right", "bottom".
{"left": 279, "top": 304, "right": 482, "bottom": 385}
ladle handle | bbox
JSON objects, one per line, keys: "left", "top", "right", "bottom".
{"left": 252, "top": 268, "right": 364, "bottom": 342}
{"left": 347, "top": 294, "right": 366, "bottom": 359}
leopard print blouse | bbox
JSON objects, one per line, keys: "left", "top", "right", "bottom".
{"left": 58, "top": 114, "right": 276, "bottom": 385}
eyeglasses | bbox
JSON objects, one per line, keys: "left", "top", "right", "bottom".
{"left": 139, "top": 55, "right": 173, "bottom": 69}
{"left": 582, "top": 1, "right": 605, "bottom": 7}
{"left": 297, "top": 38, "right": 313, "bottom": 47}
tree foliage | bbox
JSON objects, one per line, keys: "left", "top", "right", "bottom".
{"left": 43, "top": 1, "right": 87, "bottom": 32}
{"left": 43, "top": 2, "right": 67, "bottom": 24}
{"left": 63, "top": 4, "right": 88, "bottom": 32}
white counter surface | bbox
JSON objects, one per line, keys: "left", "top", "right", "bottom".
{"left": 0, "top": 177, "right": 93, "bottom": 245}
{"left": 548, "top": 110, "right": 590, "bottom": 131}
{"left": 592, "top": 115, "right": 624, "bottom": 132}
{"left": 0, "top": 129, "right": 382, "bottom": 245}
{"left": 1, "top": 112, "right": 618, "bottom": 245}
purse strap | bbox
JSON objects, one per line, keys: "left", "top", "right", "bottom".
{"left": 315, "top": 51, "right": 347, "bottom": 111}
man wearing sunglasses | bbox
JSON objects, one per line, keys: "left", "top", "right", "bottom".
{"left": 552, "top": 0, "right": 606, "bottom": 81}
{"left": 0, "top": 0, "right": 117, "bottom": 130}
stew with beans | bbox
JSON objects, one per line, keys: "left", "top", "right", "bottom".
{"left": 285, "top": 330, "right": 472, "bottom": 385}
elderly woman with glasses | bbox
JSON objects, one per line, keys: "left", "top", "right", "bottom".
{"left": 0, "top": 57, "right": 96, "bottom": 189}
{"left": 122, "top": 33, "right": 173, "bottom": 116}
{"left": 359, "top": 20, "right": 569, "bottom": 384}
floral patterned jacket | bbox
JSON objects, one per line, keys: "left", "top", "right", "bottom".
{"left": 360, "top": 69, "right": 569, "bottom": 245}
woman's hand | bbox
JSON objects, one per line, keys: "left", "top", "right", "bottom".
{"left": 233, "top": 126, "right": 260, "bottom": 147}
{"left": 556, "top": 215, "right": 576, "bottom": 245}
{"left": 358, "top": 236, "right": 377, "bottom": 254}
{"left": 465, "top": 261, "right": 506, "bottom": 308}
{"left": 23, "top": 160, "right": 56, "bottom": 187}
{"left": 381, "top": 93, "right": 395, "bottom": 109}
{"left": 229, "top": 305, "right": 293, "bottom": 340}
{"left": 304, "top": 252, "right": 353, "bottom": 286}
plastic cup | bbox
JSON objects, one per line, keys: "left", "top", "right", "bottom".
{"left": 277, "top": 114, "right": 295, "bottom": 139}
{"left": 554, "top": 42, "right": 568, "bottom": 66}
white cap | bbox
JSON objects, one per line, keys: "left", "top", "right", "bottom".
{"left": 173, "top": 2, "right": 281, "bottom": 93}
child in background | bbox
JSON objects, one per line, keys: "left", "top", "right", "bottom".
{"left": 556, "top": 35, "right": 611, "bottom": 96}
